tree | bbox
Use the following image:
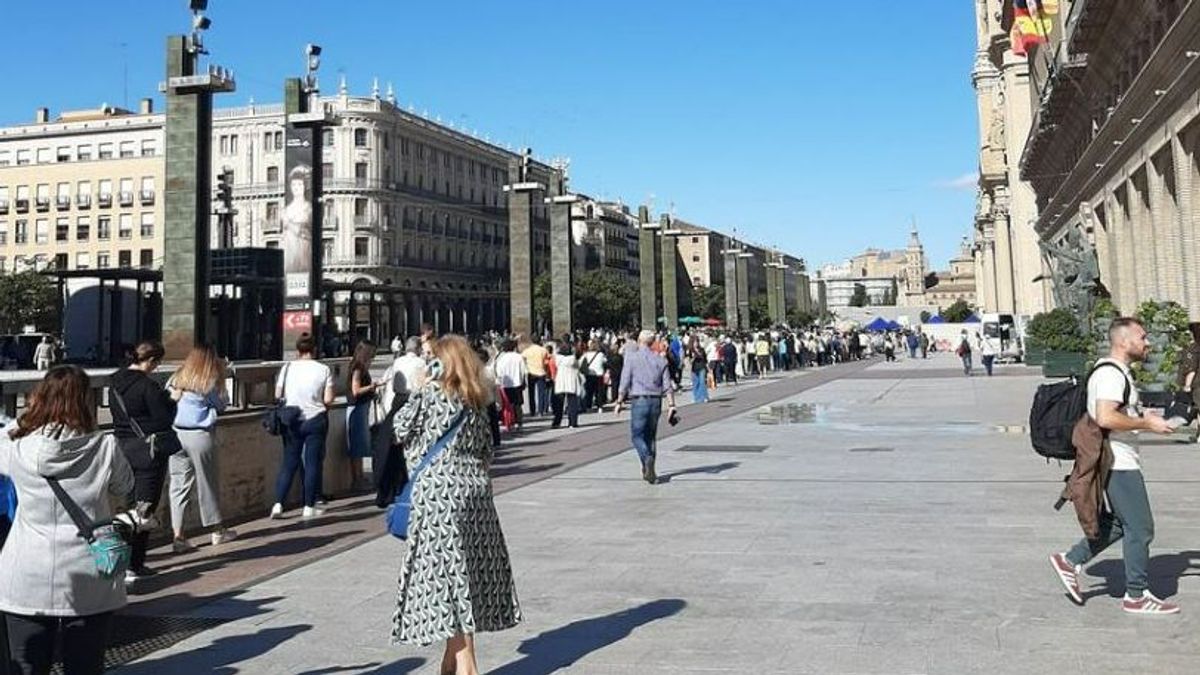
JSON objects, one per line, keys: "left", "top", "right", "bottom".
{"left": 919, "top": 310, "right": 932, "bottom": 323}
{"left": 691, "top": 284, "right": 726, "bottom": 321}
{"left": 942, "top": 299, "right": 974, "bottom": 323}
{"left": 0, "top": 271, "right": 60, "bottom": 335}
{"left": 532, "top": 272, "right": 552, "bottom": 333}
{"left": 788, "top": 308, "right": 816, "bottom": 328}
{"left": 572, "top": 269, "right": 639, "bottom": 329}
{"left": 848, "top": 283, "right": 869, "bottom": 307}
{"left": 749, "top": 297, "right": 771, "bottom": 329}
{"left": 878, "top": 279, "right": 898, "bottom": 306}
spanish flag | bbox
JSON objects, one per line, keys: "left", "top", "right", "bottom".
{"left": 1012, "top": 0, "right": 1059, "bottom": 56}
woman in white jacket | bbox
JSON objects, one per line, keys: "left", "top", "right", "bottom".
{"left": 0, "top": 365, "right": 134, "bottom": 675}
{"left": 552, "top": 340, "right": 583, "bottom": 429}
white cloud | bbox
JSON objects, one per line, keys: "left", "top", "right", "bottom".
{"left": 935, "top": 172, "right": 979, "bottom": 191}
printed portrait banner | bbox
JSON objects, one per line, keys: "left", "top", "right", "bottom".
{"left": 283, "top": 125, "right": 315, "bottom": 306}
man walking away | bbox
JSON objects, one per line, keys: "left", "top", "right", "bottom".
{"left": 615, "top": 331, "right": 676, "bottom": 485}
{"left": 979, "top": 331, "right": 998, "bottom": 376}
{"left": 1049, "top": 317, "right": 1179, "bottom": 614}
{"left": 956, "top": 330, "right": 973, "bottom": 375}
{"left": 920, "top": 332, "right": 929, "bottom": 359}
{"left": 522, "top": 338, "right": 550, "bottom": 417}
{"left": 33, "top": 337, "right": 54, "bottom": 371}
{"left": 492, "top": 339, "right": 528, "bottom": 429}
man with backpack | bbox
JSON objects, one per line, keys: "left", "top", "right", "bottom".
{"left": 956, "top": 329, "right": 973, "bottom": 375}
{"left": 1048, "top": 317, "right": 1179, "bottom": 614}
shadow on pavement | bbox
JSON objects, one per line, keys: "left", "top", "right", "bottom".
{"left": 296, "top": 658, "right": 426, "bottom": 675}
{"left": 487, "top": 598, "right": 686, "bottom": 675}
{"left": 657, "top": 462, "right": 740, "bottom": 484}
{"left": 491, "top": 462, "right": 565, "bottom": 479}
{"left": 1083, "top": 550, "right": 1200, "bottom": 600}
{"left": 113, "top": 624, "right": 312, "bottom": 675}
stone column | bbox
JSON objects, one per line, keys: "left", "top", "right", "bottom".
{"left": 736, "top": 254, "right": 750, "bottom": 330}
{"left": 548, "top": 173, "right": 575, "bottom": 337}
{"left": 992, "top": 206, "right": 1016, "bottom": 312}
{"left": 765, "top": 263, "right": 779, "bottom": 325}
{"left": 505, "top": 156, "right": 541, "bottom": 338}
{"left": 638, "top": 205, "right": 659, "bottom": 330}
{"left": 723, "top": 237, "right": 739, "bottom": 330}
{"left": 659, "top": 216, "right": 678, "bottom": 330}
{"left": 1172, "top": 135, "right": 1199, "bottom": 316}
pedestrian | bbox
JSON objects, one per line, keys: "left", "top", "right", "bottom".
{"left": 270, "top": 333, "right": 334, "bottom": 520}
{"left": 979, "top": 331, "right": 998, "bottom": 377}
{"left": 884, "top": 334, "right": 896, "bottom": 362}
{"left": 374, "top": 337, "right": 426, "bottom": 507}
{"left": 110, "top": 340, "right": 177, "bottom": 582}
{"left": 0, "top": 365, "right": 134, "bottom": 675}
{"left": 521, "top": 337, "right": 550, "bottom": 417}
{"left": 166, "top": 345, "right": 237, "bottom": 553}
{"left": 1175, "top": 322, "right": 1200, "bottom": 413}
{"left": 722, "top": 338, "right": 739, "bottom": 384}
{"left": 391, "top": 335, "right": 522, "bottom": 673}
{"left": 33, "top": 336, "right": 54, "bottom": 371}
{"left": 754, "top": 334, "right": 770, "bottom": 377}
{"left": 552, "top": 340, "right": 583, "bottom": 429}
{"left": 580, "top": 340, "right": 607, "bottom": 412}
{"left": 956, "top": 329, "right": 973, "bottom": 375}
{"left": 706, "top": 338, "right": 722, "bottom": 386}
{"left": 920, "top": 332, "right": 929, "bottom": 359}
{"left": 615, "top": 331, "right": 677, "bottom": 484}
{"left": 1049, "top": 317, "right": 1180, "bottom": 614}
{"left": 491, "top": 340, "right": 527, "bottom": 429}
{"left": 607, "top": 338, "right": 625, "bottom": 404}
{"left": 688, "top": 337, "right": 709, "bottom": 403}
{"left": 345, "top": 340, "right": 381, "bottom": 491}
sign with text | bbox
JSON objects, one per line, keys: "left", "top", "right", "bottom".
{"left": 283, "top": 310, "right": 312, "bottom": 333}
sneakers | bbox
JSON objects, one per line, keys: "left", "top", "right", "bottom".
{"left": 1049, "top": 553, "right": 1083, "bottom": 604}
{"left": 301, "top": 506, "right": 325, "bottom": 519}
{"left": 1123, "top": 592, "right": 1181, "bottom": 615}
{"left": 269, "top": 503, "right": 284, "bottom": 520}
{"left": 642, "top": 457, "right": 657, "bottom": 485}
{"left": 124, "top": 565, "right": 157, "bottom": 584}
{"left": 211, "top": 528, "right": 238, "bottom": 547}
{"left": 172, "top": 538, "right": 196, "bottom": 554}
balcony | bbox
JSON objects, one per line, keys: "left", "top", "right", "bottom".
{"left": 353, "top": 215, "right": 375, "bottom": 230}
{"left": 140, "top": 190, "right": 155, "bottom": 205}
{"left": 262, "top": 218, "right": 282, "bottom": 234}
{"left": 326, "top": 254, "right": 378, "bottom": 267}
{"left": 35, "top": 198, "right": 50, "bottom": 212}
{"left": 56, "top": 196, "right": 71, "bottom": 210}
{"left": 76, "top": 194, "right": 91, "bottom": 208}
{"left": 0, "top": 200, "right": 7, "bottom": 215}
{"left": 322, "top": 215, "right": 338, "bottom": 231}
{"left": 118, "top": 191, "right": 134, "bottom": 207}
{"left": 97, "top": 194, "right": 113, "bottom": 208}
{"left": 15, "top": 199, "right": 29, "bottom": 213}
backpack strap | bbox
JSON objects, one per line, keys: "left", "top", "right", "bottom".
{"left": 1088, "top": 360, "right": 1132, "bottom": 409}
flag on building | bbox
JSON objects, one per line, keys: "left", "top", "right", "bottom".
{"left": 1011, "top": 0, "right": 1059, "bottom": 56}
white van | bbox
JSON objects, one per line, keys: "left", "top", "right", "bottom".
{"left": 981, "top": 313, "right": 1022, "bottom": 362}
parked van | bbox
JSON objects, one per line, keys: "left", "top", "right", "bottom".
{"left": 980, "top": 313, "right": 1022, "bottom": 362}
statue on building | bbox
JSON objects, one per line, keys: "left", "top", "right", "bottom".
{"left": 1035, "top": 225, "right": 1102, "bottom": 331}
{"left": 987, "top": 89, "right": 1006, "bottom": 150}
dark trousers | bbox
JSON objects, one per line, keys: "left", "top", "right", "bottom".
{"left": 724, "top": 359, "right": 738, "bottom": 383}
{"left": 276, "top": 413, "right": 328, "bottom": 508}
{"left": 553, "top": 393, "right": 579, "bottom": 428}
{"left": 502, "top": 386, "right": 525, "bottom": 426}
{"left": 982, "top": 354, "right": 995, "bottom": 376}
{"left": 486, "top": 402, "right": 501, "bottom": 446}
{"left": 121, "top": 440, "right": 168, "bottom": 570}
{"left": 4, "top": 611, "right": 112, "bottom": 675}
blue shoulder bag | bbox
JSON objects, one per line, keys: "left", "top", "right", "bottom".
{"left": 387, "top": 409, "right": 467, "bottom": 540}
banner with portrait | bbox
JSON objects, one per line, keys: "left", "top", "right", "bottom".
{"left": 283, "top": 125, "right": 315, "bottom": 308}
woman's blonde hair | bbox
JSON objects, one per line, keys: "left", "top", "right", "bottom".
{"left": 173, "top": 345, "right": 226, "bottom": 394}
{"left": 433, "top": 335, "right": 487, "bottom": 410}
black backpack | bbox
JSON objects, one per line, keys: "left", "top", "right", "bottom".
{"left": 1029, "top": 361, "right": 1130, "bottom": 461}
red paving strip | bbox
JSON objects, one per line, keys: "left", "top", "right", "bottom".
{"left": 124, "top": 360, "right": 874, "bottom": 617}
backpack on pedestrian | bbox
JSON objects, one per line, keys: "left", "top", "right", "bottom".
{"left": 1028, "top": 361, "right": 1129, "bottom": 461}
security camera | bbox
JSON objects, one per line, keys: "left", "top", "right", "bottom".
{"left": 306, "top": 43, "right": 322, "bottom": 57}
{"left": 189, "top": 0, "right": 208, "bottom": 11}
{"left": 193, "top": 14, "right": 212, "bottom": 31}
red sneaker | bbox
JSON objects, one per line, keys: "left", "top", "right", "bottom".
{"left": 1123, "top": 592, "right": 1180, "bottom": 615}
{"left": 1049, "top": 553, "right": 1083, "bottom": 604}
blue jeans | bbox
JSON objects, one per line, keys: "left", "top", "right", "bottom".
{"left": 981, "top": 354, "right": 995, "bottom": 376}
{"left": 961, "top": 354, "right": 973, "bottom": 374}
{"left": 277, "top": 413, "right": 328, "bottom": 507}
{"left": 630, "top": 397, "right": 662, "bottom": 466}
{"left": 691, "top": 370, "right": 708, "bottom": 403}
{"left": 1065, "top": 470, "right": 1154, "bottom": 596}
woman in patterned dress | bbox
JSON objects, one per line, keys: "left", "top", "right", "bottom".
{"left": 392, "top": 335, "right": 521, "bottom": 675}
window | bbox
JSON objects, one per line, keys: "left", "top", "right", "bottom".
{"left": 355, "top": 162, "right": 368, "bottom": 182}
{"left": 56, "top": 218, "right": 69, "bottom": 242}
{"left": 36, "top": 148, "right": 51, "bottom": 164}
{"left": 266, "top": 166, "right": 279, "bottom": 182}
{"left": 265, "top": 240, "right": 279, "bottom": 249}
{"left": 692, "top": 254, "right": 700, "bottom": 262}
{"left": 118, "top": 250, "right": 131, "bottom": 268}
{"left": 119, "top": 178, "right": 134, "bottom": 205}
{"left": 35, "top": 219, "right": 49, "bottom": 244}
{"left": 354, "top": 237, "right": 369, "bottom": 260}
{"left": 322, "top": 162, "right": 333, "bottom": 181}
{"left": 0, "top": 150, "right": 9, "bottom": 166}
{"left": 354, "top": 128, "right": 368, "bottom": 147}
{"left": 98, "top": 143, "right": 114, "bottom": 160}
{"left": 322, "top": 129, "right": 334, "bottom": 147}
{"left": 97, "top": 252, "right": 110, "bottom": 269}
{"left": 118, "top": 213, "right": 132, "bottom": 239}
{"left": 140, "top": 212, "right": 154, "bottom": 238}
{"left": 322, "top": 238, "right": 333, "bottom": 261}
{"left": 141, "top": 139, "right": 157, "bottom": 157}
{"left": 354, "top": 198, "right": 368, "bottom": 217}
{"left": 15, "top": 220, "right": 27, "bottom": 244}
{"left": 76, "top": 181, "right": 91, "bottom": 207}
{"left": 0, "top": 220, "right": 6, "bottom": 245}
{"left": 54, "top": 253, "right": 68, "bottom": 270}
{"left": 77, "top": 216, "right": 90, "bottom": 241}
{"left": 139, "top": 249, "right": 153, "bottom": 269}
{"left": 274, "top": 131, "right": 283, "bottom": 150}
{"left": 0, "top": 258, "right": 5, "bottom": 273}
{"left": 265, "top": 202, "right": 279, "bottom": 223}
{"left": 140, "top": 177, "right": 155, "bottom": 204}
{"left": 16, "top": 150, "right": 31, "bottom": 165}
{"left": 77, "top": 145, "right": 92, "bottom": 161}
{"left": 56, "top": 146, "right": 71, "bottom": 162}
{"left": 218, "top": 135, "right": 238, "bottom": 155}
{"left": 76, "top": 252, "right": 91, "bottom": 270}
{"left": 400, "top": 137, "right": 409, "bottom": 156}
{"left": 119, "top": 141, "right": 135, "bottom": 158}
{"left": 98, "top": 179, "right": 112, "bottom": 198}
{"left": 97, "top": 216, "right": 111, "bottom": 241}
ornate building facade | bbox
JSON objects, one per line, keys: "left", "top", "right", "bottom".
{"left": 972, "top": 0, "right": 1051, "bottom": 316}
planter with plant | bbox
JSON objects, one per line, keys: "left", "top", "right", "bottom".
{"left": 1025, "top": 308, "right": 1090, "bottom": 377}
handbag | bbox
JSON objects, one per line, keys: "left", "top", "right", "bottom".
{"left": 262, "top": 364, "right": 299, "bottom": 436}
{"left": 386, "top": 409, "right": 468, "bottom": 539}
{"left": 111, "top": 384, "right": 183, "bottom": 457}
{"left": 44, "top": 474, "right": 133, "bottom": 578}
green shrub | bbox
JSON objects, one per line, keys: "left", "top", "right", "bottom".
{"left": 1026, "top": 308, "right": 1088, "bottom": 353}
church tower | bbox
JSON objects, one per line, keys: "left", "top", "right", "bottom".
{"left": 903, "top": 223, "right": 927, "bottom": 306}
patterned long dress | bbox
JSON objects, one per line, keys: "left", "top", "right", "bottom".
{"left": 391, "top": 383, "right": 521, "bottom": 646}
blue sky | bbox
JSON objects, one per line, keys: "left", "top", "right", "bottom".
{"left": 1, "top": 0, "right": 979, "bottom": 270}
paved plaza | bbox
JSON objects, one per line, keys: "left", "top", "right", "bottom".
{"left": 110, "top": 354, "right": 1200, "bottom": 674}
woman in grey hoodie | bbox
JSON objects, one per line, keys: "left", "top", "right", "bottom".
{"left": 0, "top": 365, "right": 133, "bottom": 675}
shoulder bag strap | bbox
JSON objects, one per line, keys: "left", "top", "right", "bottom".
{"left": 1089, "top": 361, "right": 1133, "bottom": 408}
{"left": 43, "top": 475, "right": 96, "bottom": 541}
{"left": 110, "top": 385, "right": 147, "bottom": 440}
{"left": 409, "top": 409, "right": 467, "bottom": 483}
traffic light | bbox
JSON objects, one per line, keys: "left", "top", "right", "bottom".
{"left": 216, "top": 168, "right": 233, "bottom": 207}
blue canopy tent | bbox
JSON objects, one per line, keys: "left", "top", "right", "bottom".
{"left": 926, "top": 315, "right": 946, "bottom": 324}
{"left": 884, "top": 320, "right": 903, "bottom": 331}
{"left": 864, "top": 317, "right": 892, "bottom": 332}
{"left": 964, "top": 313, "right": 981, "bottom": 323}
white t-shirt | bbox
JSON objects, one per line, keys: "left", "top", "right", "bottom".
{"left": 1087, "top": 358, "right": 1140, "bottom": 471}
{"left": 492, "top": 352, "right": 527, "bottom": 389}
{"left": 582, "top": 351, "right": 607, "bottom": 376}
{"left": 277, "top": 359, "right": 334, "bottom": 421}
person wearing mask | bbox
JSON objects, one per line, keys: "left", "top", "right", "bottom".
{"left": 166, "top": 345, "right": 236, "bottom": 553}
{"left": 491, "top": 340, "right": 527, "bottom": 430}
{"left": 270, "top": 334, "right": 334, "bottom": 520}
{"left": 391, "top": 336, "right": 521, "bottom": 673}
{"left": 0, "top": 366, "right": 134, "bottom": 675}
{"left": 552, "top": 340, "right": 583, "bottom": 429}
{"left": 520, "top": 338, "right": 550, "bottom": 418}
{"left": 614, "top": 331, "right": 677, "bottom": 485}
{"left": 110, "top": 340, "right": 177, "bottom": 582}
{"left": 346, "top": 341, "right": 381, "bottom": 491}
{"left": 688, "top": 337, "right": 709, "bottom": 404}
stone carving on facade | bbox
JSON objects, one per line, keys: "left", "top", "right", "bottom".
{"left": 975, "top": 189, "right": 992, "bottom": 223}
{"left": 987, "top": 90, "right": 1006, "bottom": 150}
{"left": 1036, "top": 225, "right": 1102, "bottom": 331}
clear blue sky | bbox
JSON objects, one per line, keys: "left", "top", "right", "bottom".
{"left": 2, "top": 0, "right": 980, "bottom": 270}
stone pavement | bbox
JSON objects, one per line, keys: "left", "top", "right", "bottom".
{"left": 112, "top": 353, "right": 1200, "bottom": 674}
